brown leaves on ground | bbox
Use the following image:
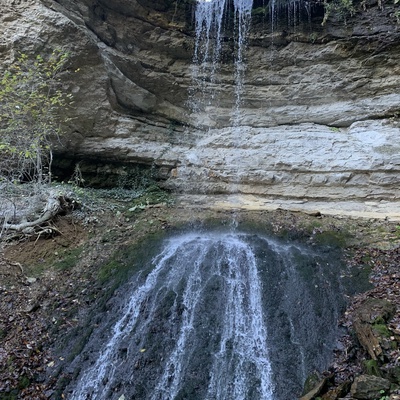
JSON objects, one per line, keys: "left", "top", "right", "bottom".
{"left": 330, "top": 245, "right": 400, "bottom": 391}
{"left": 0, "top": 216, "right": 96, "bottom": 399}
{"left": 0, "top": 281, "right": 51, "bottom": 399}
{"left": 0, "top": 208, "right": 399, "bottom": 399}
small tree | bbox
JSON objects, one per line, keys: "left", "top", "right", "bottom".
{"left": 0, "top": 50, "right": 76, "bottom": 239}
{"left": 0, "top": 49, "right": 72, "bottom": 185}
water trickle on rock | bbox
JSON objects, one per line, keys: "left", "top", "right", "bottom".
{"left": 68, "top": 231, "right": 344, "bottom": 400}
{"left": 190, "top": 0, "right": 253, "bottom": 125}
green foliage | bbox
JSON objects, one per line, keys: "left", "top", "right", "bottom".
{"left": 379, "top": 389, "right": 390, "bottom": 400}
{"left": 130, "top": 184, "right": 174, "bottom": 207}
{"left": 363, "top": 359, "right": 382, "bottom": 377}
{"left": 394, "top": 10, "right": 400, "bottom": 24}
{"left": 0, "top": 49, "right": 72, "bottom": 184}
{"left": 322, "top": 0, "right": 356, "bottom": 25}
{"left": 372, "top": 323, "right": 391, "bottom": 337}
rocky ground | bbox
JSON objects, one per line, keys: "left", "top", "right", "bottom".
{"left": 0, "top": 191, "right": 400, "bottom": 400}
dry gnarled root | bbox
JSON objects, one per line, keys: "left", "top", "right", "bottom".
{"left": 1, "top": 192, "right": 78, "bottom": 241}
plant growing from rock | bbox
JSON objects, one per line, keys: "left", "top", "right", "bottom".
{"left": 322, "top": 0, "right": 356, "bottom": 25}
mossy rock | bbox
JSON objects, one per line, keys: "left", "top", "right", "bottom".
{"left": 350, "top": 375, "right": 390, "bottom": 399}
{"left": 313, "top": 229, "right": 351, "bottom": 248}
{"left": 363, "top": 359, "right": 382, "bottom": 377}
{"left": 302, "top": 372, "right": 321, "bottom": 396}
{"left": 355, "top": 298, "right": 395, "bottom": 325}
{"left": 372, "top": 323, "right": 391, "bottom": 338}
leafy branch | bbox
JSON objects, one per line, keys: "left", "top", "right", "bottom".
{"left": 0, "top": 49, "right": 73, "bottom": 185}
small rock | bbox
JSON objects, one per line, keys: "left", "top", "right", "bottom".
{"left": 350, "top": 375, "right": 390, "bottom": 399}
{"left": 26, "top": 277, "right": 37, "bottom": 284}
{"left": 321, "top": 381, "right": 351, "bottom": 399}
{"left": 300, "top": 375, "right": 332, "bottom": 400}
{"left": 24, "top": 303, "right": 39, "bottom": 313}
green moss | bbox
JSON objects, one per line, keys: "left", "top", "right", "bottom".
{"left": 363, "top": 359, "right": 382, "bottom": 377}
{"left": 25, "top": 245, "right": 84, "bottom": 277}
{"left": 23, "top": 260, "right": 48, "bottom": 278}
{"left": 98, "top": 259, "right": 123, "bottom": 283}
{"left": 314, "top": 230, "right": 351, "bottom": 248}
{"left": 17, "top": 376, "right": 30, "bottom": 390}
{"left": 0, "top": 390, "right": 18, "bottom": 400}
{"left": 54, "top": 246, "right": 84, "bottom": 271}
{"left": 373, "top": 324, "right": 391, "bottom": 338}
{"left": 0, "top": 376, "right": 30, "bottom": 400}
{"left": 97, "top": 230, "right": 167, "bottom": 287}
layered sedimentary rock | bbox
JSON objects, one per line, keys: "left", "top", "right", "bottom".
{"left": 0, "top": 0, "right": 399, "bottom": 203}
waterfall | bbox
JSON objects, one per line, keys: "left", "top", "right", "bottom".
{"left": 70, "top": 233, "right": 275, "bottom": 400}
{"left": 68, "top": 231, "right": 343, "bottom": 400}
{"left": 190, "top": 0, "right": 253, "bottom": 124}
{"left": 65, "top": 4, "right": 346, "bottom": 399}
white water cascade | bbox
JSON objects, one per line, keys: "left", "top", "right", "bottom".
{"left": 66, "top": 2, "right": 347, "bottom": 399}
{"left": 68, "top": 230, "right": 344, "bottom": 400}
{"left": 70, "top": 233, "right": 275, "bottom": 400}
{"left": 190, "top": 0, "right": 253, "bottom": 124}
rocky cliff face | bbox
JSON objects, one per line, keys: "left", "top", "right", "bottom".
{"left": 1, "top": 0, "right": 399, "bottom": 206}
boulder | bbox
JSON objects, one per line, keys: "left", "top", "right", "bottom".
{"left": 350, "top": 375, "right": 390, "bottom": 399}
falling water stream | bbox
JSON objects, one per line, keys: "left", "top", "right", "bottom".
{"left": 191, "top": 0, "right": 253, "bottom": 123}
{"left": 68, "top": 230, "right": 346, "bottom": 400}
{"left": 66, "top": 2, "right": 350, "bottom": 399}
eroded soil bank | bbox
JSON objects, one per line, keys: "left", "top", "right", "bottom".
{"left": 1, "top": 195, "right": 400, "bottom": 399}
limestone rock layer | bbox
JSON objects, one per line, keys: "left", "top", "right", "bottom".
{"left": 1, "top": 0, "right": 399, "bottom": 203}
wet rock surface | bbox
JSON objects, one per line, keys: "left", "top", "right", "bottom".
{"left": 1, "top": 201, "right": 400, "bottom": 399}
{"left": 350, "top": 375, "right": 391, "bottom": 399}
{"left": 301, "top": 245, "right": 400, "bottom": 399}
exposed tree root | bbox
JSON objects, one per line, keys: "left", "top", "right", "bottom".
{"left": 1, "top": 191, "right": 78, "bottom": 241}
